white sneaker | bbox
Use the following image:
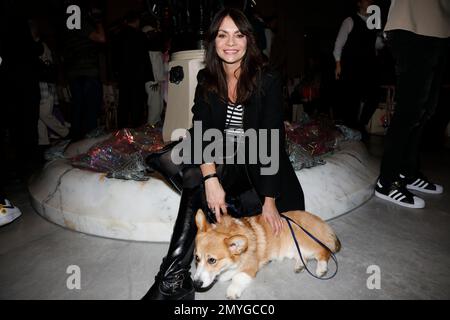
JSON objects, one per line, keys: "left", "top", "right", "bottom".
{"left": 0, "top": 199, "right": 22, "bottom": 226}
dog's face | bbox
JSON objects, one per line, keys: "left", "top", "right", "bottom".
{"left": 193, "top": 210, "right": 248, "bottom": 289}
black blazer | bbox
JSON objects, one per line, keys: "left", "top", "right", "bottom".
{"left": 189, "top": 68, "right": 305, "bottom": 213}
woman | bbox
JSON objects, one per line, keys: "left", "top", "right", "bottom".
{"left": 142, "top": 8, "right": 304, "bottom": 300}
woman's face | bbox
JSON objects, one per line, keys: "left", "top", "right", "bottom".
{"left": 215, "top": 15, "right": 247, "bottom": 67}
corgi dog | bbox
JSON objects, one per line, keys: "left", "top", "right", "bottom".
{"left": 193, "top": 209, "right": 341, "bottom": 299}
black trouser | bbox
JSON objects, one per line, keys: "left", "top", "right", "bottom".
{"left": 339, "top": 63, "right": 380, "bottom": 129}
{"left": 69, "top": 76, "right": 102, "bottom": 141}
{"left": 118, "top": 79, "right": 146, "bottom": 129}
{"left": 380, "top": 30, "right": 449, "bottom": 185}
{"left": 2, "top": 68, "right": 40, "bottom": 176}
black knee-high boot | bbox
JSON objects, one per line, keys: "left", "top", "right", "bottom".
{"left": 142, "top": 142, "right": 216, "bottom": 300}
{"left": 141, "top": 185, "right": 201, "bottom": 300}
{"left": 146, "top": 141, "right": 184, "bottom": 193}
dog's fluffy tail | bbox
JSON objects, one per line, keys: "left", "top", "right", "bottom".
{"left": 330, "top": 234, "right": 341, "bottom": 253}
{"left": 333, "top": 236, "right": 342, "bottom": 253}
{"left": 295, "top": 211, "right": 341, "bottom": 253}
{"left": 319, "top": 224, "right": 341, "bottom": 254}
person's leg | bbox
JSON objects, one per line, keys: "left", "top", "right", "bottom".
{"left": 41, "top": 83, "right": 69, "bottom": 137}
{"left": 69, "top": 78, "right": 84, "bottom": 141}
{"left": 359, "top": 71, "right": 381, "bottom": 128}
{"left": 156, "top": 85, "right": 164, "bottom": 124}
{"left": 401, "top": 39, "right": 449, "bottom": 178}
{"left": 1, "top": 72, "right": 11, "bottom": 183}
{"left": 398, "top": 38, "right": 449, "bottom": 194}
{"left": 375, "top": 31, "right": 449, "bottom": 207}
{"left": 145, "top": 140, "right": 187, "bottom": 193}
{"left": 142, "top": 166, "right": 204, "bottom": 300}
{"left": 13, "top": 75, "right": 40, "bottom": 173}
{"left": 129, "top": 85, "right": 140, "bottom": 128}
{"left": 84, "top": 77, "right": 102, "bottom": 134}
{"left": 130, "top": 83, "right": 146, "bottom": 128}
{"left": 379, "top": 31, "right": 439, "bottom": 186}
{"left": 341, "top": 70, "right": 363, "bottom": 129}
{"left": 39, "top": 83, "right": 69, "bottom": 138}
{"left": 145, "top": 81, "right": 153, "bottom": 124}
{"left": 0, "top": 104, "right": 22, "bottom": 224}
{"left": 0, "top": 127, "right": 7, "bottom": 187}
{"left": 117, "top": 81, "right": 130, "bottom": 129}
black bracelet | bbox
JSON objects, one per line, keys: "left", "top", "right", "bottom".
{"left": 203, "top": 173, "right": 219, "bottom": 182}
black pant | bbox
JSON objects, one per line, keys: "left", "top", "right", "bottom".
{"left": 69, "top": 77, "right": 102, "bottom": 141}
{"left": 339, "top": 63, "right": 380, "bottom": 129}
{"left": 118, "top": 80, "right": 146, "bottom": 129}
{"left": 380, "top": 30, "right": 449, "bottom": 184}
{"left": 1, "top": 68, "right": 40, "bottom": 177}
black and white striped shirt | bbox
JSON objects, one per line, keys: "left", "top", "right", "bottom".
{"left": 224, "top": 103, "right": 244, "bottom": 137}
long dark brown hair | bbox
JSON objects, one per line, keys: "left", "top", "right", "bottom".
{"left": 202, "top": 7, "right": 264, "bottom": 104}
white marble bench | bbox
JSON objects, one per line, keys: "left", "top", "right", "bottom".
{"left": 29, "top": 138, "right": 378, "bottom": 242}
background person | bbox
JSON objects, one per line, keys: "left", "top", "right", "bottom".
{"left": 333, "top": 0, "right": 384, "bottom": 139}
{"left": 113, "top": 11, "right": 154, "bottom": 129}
{"left": 375, "top": 0, "right": 450, "bottom": 207}
{"left": 143, "top": 24, "right": 165, "bottom": 126}
{"left": 64, "top": 4, "right": 105, "bottom": 141}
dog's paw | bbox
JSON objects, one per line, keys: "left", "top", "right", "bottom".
{"left": 226, "top": 284, "right": 242, "bottom": 300}
{"left": 316, "top": 261, "right": 328, "bottom": 277}
{"left": 316, "top": 269, "right": 328, "bottom": 278}
{"left": 294, "top": 265, "right": 305, "bottom": 273}
{"left": 226, "top": 272, "right": 252, "bottom": 299}
{"left": 294, "top": 260, "right": 305, "bottom": 273}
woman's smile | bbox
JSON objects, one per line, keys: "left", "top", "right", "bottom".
{"left": 215, "top": 15, "right": 247, "bottom": 66}
{"left": 224, "top": 49, "right": 239, "bottom": 54}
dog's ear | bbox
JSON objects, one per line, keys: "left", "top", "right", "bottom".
{"left": 195, "top": 209, "right": 210, "bottom": 232}
{"left": 225, "top": 235, "right": 248, "bottom": 255}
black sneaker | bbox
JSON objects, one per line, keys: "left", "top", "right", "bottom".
{"left": 399, "top": 173, "right": 443, "bottom": 195}
{"left": 375, "top": 180, "right": 425, "bottom": 209}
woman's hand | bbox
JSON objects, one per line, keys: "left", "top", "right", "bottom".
{"left": 204, "top": 177, "right": 227, "bottom": 223}
{"left": 262, "top": 197, "right": 283, "bottom": 236}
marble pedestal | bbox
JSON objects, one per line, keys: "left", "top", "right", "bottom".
{"left": 29, "top": 140, "right": 378, "bottom": 242}
{"left": 162, "top": 50, "right": 205, "bottom": 142}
